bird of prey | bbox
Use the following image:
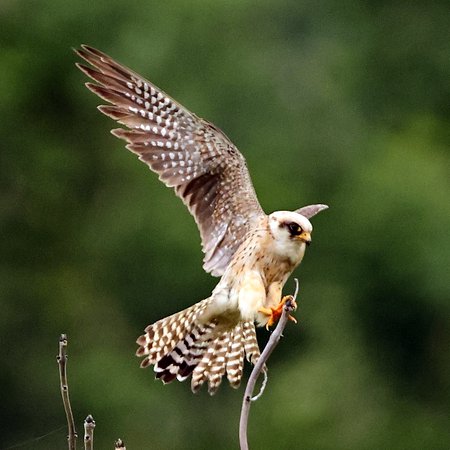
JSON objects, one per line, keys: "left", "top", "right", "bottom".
{"left": 76, "top": 45, "right": 328, "bottom": 394}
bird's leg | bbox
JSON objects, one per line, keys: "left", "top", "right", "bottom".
{"left": 259, "top": 295, "right": 298, "bottom": 330}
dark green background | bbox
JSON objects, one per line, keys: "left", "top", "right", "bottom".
{"left": 1, "top": 1, "right": 449, "bottom": 449}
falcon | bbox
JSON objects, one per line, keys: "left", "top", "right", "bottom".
{"left": 76, "top": 45, "right": 328, "bottom": 394}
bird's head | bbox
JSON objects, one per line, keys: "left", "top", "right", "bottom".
{"left": 269, "top": 211, "right": 313, "bottom": 248}
{"left": 268, "top": 205, "right": 327, "bottom": 261}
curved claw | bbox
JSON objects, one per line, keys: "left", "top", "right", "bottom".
{"left": 259, "top": 295, "right": 298, "bottom": 329}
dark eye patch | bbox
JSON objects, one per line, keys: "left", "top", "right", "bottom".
{"left": 287, "top": 222, "right": 302, "bottom": 236}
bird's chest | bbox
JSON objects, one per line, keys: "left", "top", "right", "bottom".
{"left": 227, "top": 254, "right": 293, "bottom": 320}
{"left": 217, "top": 231, "right": 299, "bottom": 320}
{"left": 259, "top": 252, "right": 296, "bottom": 286}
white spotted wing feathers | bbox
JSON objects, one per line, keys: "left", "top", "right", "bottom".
{"left": 76, "top": 45, "right": 265, "bottom": 276}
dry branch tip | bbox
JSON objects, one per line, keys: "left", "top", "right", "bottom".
{"left": 115, "top": 438, "right": 126, "bottom": 449}
{"left": 84, "top": 414, "right": 95, "bottom": 450}
{"left": 58, "top": 333, "right": 78, "bottom": 450}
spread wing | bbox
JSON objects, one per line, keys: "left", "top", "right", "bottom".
{"left": 76, "top": 45, "right": 265, "bottom": 276}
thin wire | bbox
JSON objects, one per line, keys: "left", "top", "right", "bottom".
{"left": 3, "top": 425, "right": 67, "bottom": 450}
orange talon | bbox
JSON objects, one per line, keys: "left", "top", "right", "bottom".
{"left": 259, "top": 295, "right": 298, "bottom": 329}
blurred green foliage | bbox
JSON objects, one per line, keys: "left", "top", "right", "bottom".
{"left": 1, "top": 0, "right": 449, "bottom": 448}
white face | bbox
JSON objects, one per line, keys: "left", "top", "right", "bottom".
{"left": 268, "top": 211, "right": 313, "bottom": 261}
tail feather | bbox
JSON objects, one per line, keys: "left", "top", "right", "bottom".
{"left": 191, "top": 338, "right": 219, "bottom": 392}
{"left": 203, "top": 332, "right": 231, "bottom": 394}
{"left": 136, "top": 298, "right": 211, "bottom": 367}
{"left": 191, "top": 330, "right": 230, "bottom": 394}
{"left": 243, "top": 321, "right": 260, "bottom": 365}
{"left": 136, "top": 300, "right": 261, "bottom": 393}
{"left": 155, "top": 321, "right": 216, "bottom": 383}
{"left": 225, "top": 323, "right": 245, "bottom": 389}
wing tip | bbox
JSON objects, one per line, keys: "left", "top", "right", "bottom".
{"left": 295, "top": 203, "right": 329, "bottom": 219}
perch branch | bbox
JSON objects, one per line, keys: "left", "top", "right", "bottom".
{"left": 84, "top": 415, "right": 95, "bottom": 450}
{"left": 239, "top": 279, "right": 300, "bottom": 450}
{"left": 57, "top": 334, "right": 78, "bottom": 450}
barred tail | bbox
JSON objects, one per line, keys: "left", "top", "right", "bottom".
{"left": 136, "top": 301, "right": 260, "bottom": 394}
{"left": 191, "top": 320, "right": 260, "bottom": 394}
{"left": 136, "top": 298, "right": 211, "bottom": 371}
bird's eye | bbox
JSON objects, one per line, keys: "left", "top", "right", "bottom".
{"left": 287, "top": 222, "right": 302, "bottom": 236}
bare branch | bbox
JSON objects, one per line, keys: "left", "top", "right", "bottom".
{"left": 57, "top": 334, "right": 78, "bottom": 450}
{"left": 115, "top": 438, "right": 127, "bottom": 449}
{"left": 239, "top": 279, "right": 300, "bottom": 450}
{"left": 84, "top": 415, "right": 96, "bottom": 450}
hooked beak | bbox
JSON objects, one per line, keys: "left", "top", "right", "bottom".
{"left": 298, "top": 231, "right": 311, "bottom": 246}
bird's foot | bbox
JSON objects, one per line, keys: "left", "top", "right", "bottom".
{"left": 259, "top": 295, "right": 298, "bottom": 330}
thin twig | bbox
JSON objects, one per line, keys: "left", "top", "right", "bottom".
{"left": 250, "top": 369, "right": 268, "bottom": 401}
{"left": 84, "top": 415, "right": 96, "bottom": 450}
{"left": 57, "top": 334, "right": 78, "bottom": 450}
{"left": 239, "top": 279, "right": 300, "bottom": 450}
{"left": 115, "top": 438, "right": 127, "bottom": 449}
